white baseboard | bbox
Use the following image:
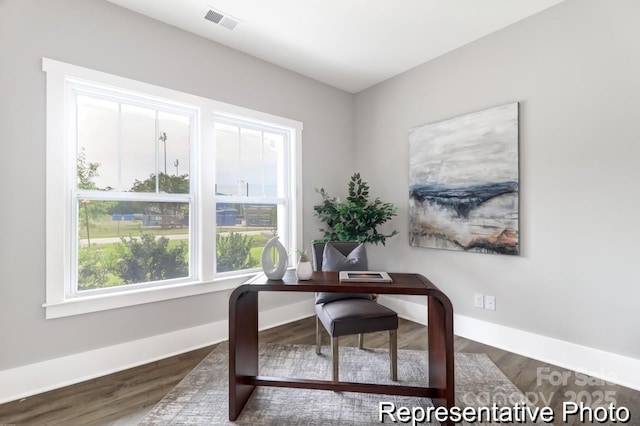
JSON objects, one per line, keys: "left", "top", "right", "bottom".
{"left": 454, "top": 314, "right": 640, "bottom": 392}
{"left": 378, "top": 296, "right": 640, "bottom": 392}
{"left": 0, "top": 299, "right": 315, "bottom": 404}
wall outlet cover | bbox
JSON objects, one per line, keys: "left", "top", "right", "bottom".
{"left": 485, "top": 295, "right": 496, "bottom": 311}
{"left": 474, "top": 293, "right": 484, "bottom": 309}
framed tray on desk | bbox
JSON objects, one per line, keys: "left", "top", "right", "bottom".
{"left": 339, "top": 271, "right": 392, "bottom": 283}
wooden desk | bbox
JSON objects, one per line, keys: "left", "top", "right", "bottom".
{"left": 229, "top": 270, "right": 454, "bottom": 422}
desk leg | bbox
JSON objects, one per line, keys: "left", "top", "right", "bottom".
{"left": 428, "top": 295, "right": 455, "bottom": 424}
{"left": 229, "top": 290, "right": 258, "bottom": 421}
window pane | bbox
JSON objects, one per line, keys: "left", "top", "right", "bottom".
{"left": 77, "top": 96, "right": 118, "bottom": 190}
{"left": 159, "top": 111, "right": 190, "bottom": 191}
{"left": 239, "top": 128, "right": 262, "bottom": 196}
{"left": 216, "top": 124, "right": 240, "bottom": 195}
{"left": 77, "top": 199, "right": 190, "bottom": 291}
{"left": 121, "top": 104, "right": 157, "bottom": 191}
{"left": 215, "top": 202, "right": 278, "bottom": 273}
{"left": 263, "top": 132, "right": 284, "bottom": 197}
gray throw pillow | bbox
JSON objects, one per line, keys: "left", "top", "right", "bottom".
{"left": 315, "top": 243, "right": 373, "bottom": 304}
{"left": 321, "top": 242, "right": 368, "bottom": 272}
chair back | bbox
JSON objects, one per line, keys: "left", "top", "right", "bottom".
{"left": 311, "top": 241, "right": 360, "bottom": 271}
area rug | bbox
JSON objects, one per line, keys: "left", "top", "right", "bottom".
{"left": 140, "top": 343, "right": 540, "bottom": 425}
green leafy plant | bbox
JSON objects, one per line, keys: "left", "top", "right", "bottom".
{"left": 77, "top": 245, "right": 123, "bottom": 290}
{"left": 313, "top": 172, "right": 398, "bottom": 245}
{"left": 295, "top": 248, "right": 309, "bottom": 262}
{"left": 117, "top": 232, "right": 188, "bottom": 283}
{"left": 216, "top": 232, "right": 258, "bottom": 272}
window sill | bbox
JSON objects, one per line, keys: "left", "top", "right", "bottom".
{"left": 43, "top": 272, "right": 261, "bottom": 319}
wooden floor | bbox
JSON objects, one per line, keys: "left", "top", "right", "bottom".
{"left": 1, "top": 317, "right": 638, "bottom": 425}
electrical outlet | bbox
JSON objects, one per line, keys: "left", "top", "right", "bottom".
{"left": 474, "top": 293, "right": 484, "bottom": 309}
{"left": 484, "top": 295, "right": 496, "bottom": 311}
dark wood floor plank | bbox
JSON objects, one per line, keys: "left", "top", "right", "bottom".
{"left": 1, "top": 317, "right": 638, "bottom": 425}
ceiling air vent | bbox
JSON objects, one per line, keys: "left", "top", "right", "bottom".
{"left": 204, "top": 8, "right": 241, "bottom": 30}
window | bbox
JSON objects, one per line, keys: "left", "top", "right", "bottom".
{"left": 43, "top": 59, "right": 302, "bottom": 318}
{"left": 73, "top": 90, "right": 195, "bottom": 295}
{"left": 214, "top": 118, "right": 291, "bottom": 274}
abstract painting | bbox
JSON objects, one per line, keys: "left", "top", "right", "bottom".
{"left": 409, "top": 103, "right": 519, "bottom": 255}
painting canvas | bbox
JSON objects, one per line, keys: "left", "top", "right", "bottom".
{"left": 409, "top": 103, "right": 519, "bottom": 255}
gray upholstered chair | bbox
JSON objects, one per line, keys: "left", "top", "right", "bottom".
{"left": 312, "top": 241, "right": 398, "bottom": 382}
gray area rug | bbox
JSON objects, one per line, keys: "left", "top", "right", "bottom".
{"left": 140, "top": 343, "right": 539, "bottom": 425}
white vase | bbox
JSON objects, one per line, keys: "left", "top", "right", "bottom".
{"left": 296, "top": 259, "right": 313, "bottom": 280}
{"left": 261, "top": 237, "right": 288, "bottom": 280}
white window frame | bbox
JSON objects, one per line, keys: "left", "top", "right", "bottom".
{"left": 42, "top": 58, "right": 303, "bottom": 319}
{"left": 70, "top": 83, "right": 199, "bottom": 297}
{"left": 212, "top": 113, "right": 294, "bottom": 277}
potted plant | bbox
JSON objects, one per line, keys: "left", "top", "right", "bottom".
{"left": 313, "top": 172, "right": 398, "bottom": 245}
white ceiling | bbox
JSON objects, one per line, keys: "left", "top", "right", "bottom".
{"left": 105, "top": 0, "right": 565, "bottom": 93}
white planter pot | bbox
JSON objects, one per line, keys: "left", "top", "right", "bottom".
{"left": 296, "top": 260, "right": 313, "bottom": 280}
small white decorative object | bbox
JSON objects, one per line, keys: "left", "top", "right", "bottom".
{"left": 261, "top": 237, "right": 288, "bottom": 280}
{"left": 296, "top": 254, "right": 313, "bottom": 281}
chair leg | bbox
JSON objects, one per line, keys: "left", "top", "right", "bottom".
{"left": 358, "top": 333, "right": 364, "bottom": 349}
{"left": 331, "top": 336, "right": 339, "bottom": 382}
{"left": 389, "top": 329, "right": 398, "bottom": 381}
{"left": 315, "top": 315, "right": 322, "bottom": 355}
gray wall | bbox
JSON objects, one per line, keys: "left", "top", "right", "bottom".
{"left": 355, "top": 0, "right": 640, "bottom": 358}
{"left": 0, "top": 0, "right": 353, "bottom": 370}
